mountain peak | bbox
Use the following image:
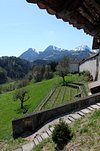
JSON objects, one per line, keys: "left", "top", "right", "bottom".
{"left": 45, "top": 45, "right": 62, "bottom": 51}
{"left": 26, "top": 48, "right": 37, "bottom": 53}
{"left": 74, "top": 45, "right": 91, "bottom": 52}
{"left": 19, "top": 48, "right": 38, "bottom": 62}
{"left": 19, "top": 44, "right": 95, "bottom": 63}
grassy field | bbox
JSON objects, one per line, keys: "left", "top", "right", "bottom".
{"left": 40, "top": 85, "right": 79, "bottom": 110}
{"left": 0, "top": 74, "right": 89, "bottom": 150}
{"left": 37, "top": 74, "right": 88, "bottom": 111}
{"left": 0, "top": 76, "right": 61, "bottom": 150}
{"left": 34, "top": 109, "right": 100, "bottom": 151}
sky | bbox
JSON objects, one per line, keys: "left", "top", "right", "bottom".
{"left": 0, "top": 0, "right": 93, "bottom": 57}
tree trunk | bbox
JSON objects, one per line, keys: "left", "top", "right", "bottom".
{"left": 62, "top": 76, "right": 65, "bottom": 85}
{"left": 21, "top": 100, "right": 24, "bottom": 109}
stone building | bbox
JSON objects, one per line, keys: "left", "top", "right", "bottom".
{"left": 79, "top": 52, "right": 100, "bottom": 81}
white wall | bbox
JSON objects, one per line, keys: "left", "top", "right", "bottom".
{"left": 98, "top": 56, "right": 100, "bottom": 80}
{"left": 69, "top": 64, "right": 79, "bottom": 73}
{"left": 79, "top": 58, "right": 97, "bottom": 80}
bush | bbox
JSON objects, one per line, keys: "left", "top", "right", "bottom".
{"left": 79, "top": 70, "right": 93, "bottom": 81}
{"left": 43, "top": 71, "right": 54, "bottom": 80}
{"left": 52, "top": 120, "right": 73, "bottom": 150}
{"left": 17, "top": 79, "right": 29, "bottom": 88}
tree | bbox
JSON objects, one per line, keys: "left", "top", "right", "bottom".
{"left": 52, "top": 120, "right": 73, "bottom": 150}
{"left": 0, "top": 56, "right": 31, "bottom": 81}
{"left": 32, "top": 65, "right": 44, "bottom": 82}
{"left": 56, "top": 57, "right": 69, "bottom": 84}
{"left": 14, "top": 89, "right": 29, "bottom": 109}
{"left": 0, "top": 67, "right": 7, "bottom": 84}
{"left": 43, "top": 65, "right": 53, "bottom": 80}
{"left": 49, "top": 61, "right": 58, "bottom": 72}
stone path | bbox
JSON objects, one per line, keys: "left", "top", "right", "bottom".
{"left": 14, "top": 103, "right": 100, "bottom": 151}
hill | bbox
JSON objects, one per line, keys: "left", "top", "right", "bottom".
{"left": 19, "top": 45, "right": 95, "bottom": 62}
{"left": 0, "top": 56, "right": 31, "bottom": 83}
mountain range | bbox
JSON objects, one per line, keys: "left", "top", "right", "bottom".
{"left": 19, "top": 45, "right": 96, "bottom": 63}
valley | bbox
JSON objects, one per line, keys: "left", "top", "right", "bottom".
{"left": 0, "top": 45, "right": 98, "bottom": 151}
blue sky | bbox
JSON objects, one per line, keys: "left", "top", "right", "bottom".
{"left": 0, "top": 0, "right": 93, "bottom": 57}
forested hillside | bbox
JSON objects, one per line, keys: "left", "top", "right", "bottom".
{"left": 0, "top": 56, "right": 31, "bottom": 83}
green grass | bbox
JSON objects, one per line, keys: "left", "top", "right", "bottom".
{"left": 34, "top": 109, "right": 100, "bottom": 151}
{"left": 37, "top": 74, "right": 88, "bottom": 111}
{"left": 0, "top": 76, "right": 60, "bottom": 150}
{"left": 65, "top": 74, "right": 88, "bottom": 83}
{"left": 0, "top": 74, "right": 89, "bottom": 150}
{"left": 42, "top": 86, "right": 78, "bottom": 110}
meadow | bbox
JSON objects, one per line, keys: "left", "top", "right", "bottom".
{"left": 0, "top": 74, "right": 89, "bottom": 150}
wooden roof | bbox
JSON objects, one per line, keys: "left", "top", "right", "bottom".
{"left": 26, "top": 0, "right": 100, "bottom": 49}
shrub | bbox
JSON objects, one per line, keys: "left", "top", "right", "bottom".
{"left": 17, "top": 79, "right": 29, "bottom": 88}
{"left": 52, "top": 120, "right": 73, "bottom": 150}
{"left": 79, "top": 70, "right": 93, "bottom": 81}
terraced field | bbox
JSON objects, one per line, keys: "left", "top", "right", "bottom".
{"left": 38, "top": 85, "right": 82, "bottom": 110}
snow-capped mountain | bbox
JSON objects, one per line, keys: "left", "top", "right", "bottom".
{"left": 38, "top": 45, "right": 62, "bottom": 60}
{"left": 44, "top": 45, "right": 62, "bottom": 52}
{"left": 74, "top": 45, "right": 91, "bottom": 52}
{"left": 19, "top": 45, "right": 95, "bottom": 62}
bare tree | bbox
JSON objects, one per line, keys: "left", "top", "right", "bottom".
{"left": 56, "top": 57, "right": 69, "bottom": 84}
{"left": 32, "top": 65, "right": 44, "bottom": 82}
{"left": 43, "top": 65, "right": 53, "bottom": 80}
{"left": 14, "top": 89, "right": 29, "bottom": 109}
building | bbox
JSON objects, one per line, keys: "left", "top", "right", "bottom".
{"left": 79, "top": 52, "right": 100, "bottom": 81}
{"left": 69, "top": 61, "right": 79, "bottom": 73}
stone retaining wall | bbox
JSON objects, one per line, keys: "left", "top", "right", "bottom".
{"left": 12, "top": 92, "right": 100, "bottom": 138}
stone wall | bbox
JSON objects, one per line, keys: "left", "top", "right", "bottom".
{"left": 12, "top": 92, "right": 100, "bottom": 138}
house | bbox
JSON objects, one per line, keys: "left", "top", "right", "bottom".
{"left": 79, "top": 52, "right": 100, "bottom": 81}
{"left": 69, "top": 61, "right": 79, "bottom": 73}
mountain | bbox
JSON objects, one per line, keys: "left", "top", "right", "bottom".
{"left": 74, "top": 45, "right": 91, "bottom": 52}
{"left": 19, "top": 48, "right": 38, "bottom": 62}
{"left": 19, "top": 45, "right": 95, "bottom": 63}
{"left": 38, "top": 45, "right": 61, "bottom": 60}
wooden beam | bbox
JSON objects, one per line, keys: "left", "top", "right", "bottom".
{"left": 91, "top": 23, "right": 100, "bottom": 36}
{"left": 86, "top": 0, "right": 100, "bottom": 16}
{"left": 92, "top": 37, "right": 100, "bottom": 49}
{"left": 79, "top": 5, "right": 96, "bottom": 25}
{"left": 84, "top": 1, "right": 100, "bottom": 22}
